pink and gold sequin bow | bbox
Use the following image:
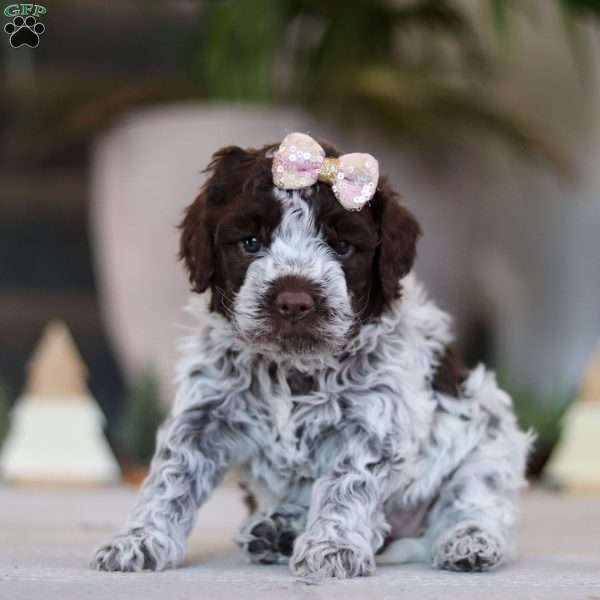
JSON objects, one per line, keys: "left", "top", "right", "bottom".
{"left": 272, "top": 132, "right": 379, "bottom": 212}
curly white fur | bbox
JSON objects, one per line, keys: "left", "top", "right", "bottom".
{"left": 91, "top": 189, "right": 532, "bottom": 578}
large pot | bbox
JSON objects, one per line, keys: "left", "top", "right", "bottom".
{"left": 91, "top": 102, "right": 600, "bottom": 409}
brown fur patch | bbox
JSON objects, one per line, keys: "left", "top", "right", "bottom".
{"left": 179, "top": 145, "right": 282, "bottom": 315}
{"left": 432, "top": 347, "right": 469, "bottom": 397}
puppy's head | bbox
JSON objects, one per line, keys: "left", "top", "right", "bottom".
{"left": 179, "top": 142, "right": 420, "bottom": 357}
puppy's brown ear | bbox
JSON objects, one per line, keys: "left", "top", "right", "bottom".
{"left": 179, "top": 193, "right": 213, "bottom": 293}
{"left": 178, "top": 146, "right": 251, "bottom": 293}
{"left": 376, "top": 182, "right": 422, "bottom": 303}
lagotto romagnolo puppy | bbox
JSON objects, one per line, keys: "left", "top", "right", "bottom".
{"left": 91, "top": 133, "right": 532, "bottom": 579}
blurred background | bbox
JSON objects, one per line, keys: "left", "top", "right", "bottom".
{"left": 1, "top": 0, "right": 600, "bottom": 482}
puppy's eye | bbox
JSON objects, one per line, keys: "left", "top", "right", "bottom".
{"left": 332, "top": 240, "right": 354, "bottom": 259}
{"left": 241, "top": 236, "right": 262, "bottom": 254}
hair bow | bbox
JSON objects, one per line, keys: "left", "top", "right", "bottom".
{"left": 272, "top": 132, "right": 379, "bottom": 212}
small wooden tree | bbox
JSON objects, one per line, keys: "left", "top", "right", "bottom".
{"left": 0, "top": 321, "right": 120, "bottom": 484}
{"left": 546, "top": 344, "right": 600, "bottom": 491}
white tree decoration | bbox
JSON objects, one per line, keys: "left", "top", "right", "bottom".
{"left": 0, "top": 321, "right": 120, "bottom": 484}
{"left": 546, "top": 343, "right": 600, "bottom": 491}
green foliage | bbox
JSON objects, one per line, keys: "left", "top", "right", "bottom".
{"left": 558, "top": 0, "right": 600, "bottom": 15}
{"left": 8, "top": 0, "right": 600, "bottom": 164}
{"left": 199, "top": 0, "right": 481, "bottom": 106}
{"left": 0, "top": 382, "right": 11, "bottom": 449}
{"left": 500, "top": 376, "right": 575, "bottom": 478}
{"left": 196, "top": 0, "right": 593, "bottom": 166}
{"left": 200, "top": 0, "right": 286, "bottom": 101}
{"left": 118, "top": 368, "right": 166, "bottom": 466}
{"left": 488, "top": 0, "right": 511, "bottom": 38}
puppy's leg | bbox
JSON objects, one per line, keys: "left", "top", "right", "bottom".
{"left": 236, "top": 503, "right": 307, "bottom": 564}
{"left": 91, "top": 405, "right": 246, "bottom": 572}
{"left": 426, "top": 433, "right": 530, "bottom": 572}
{"left": 290, "top": 447, "right": 389, "bottom": 579}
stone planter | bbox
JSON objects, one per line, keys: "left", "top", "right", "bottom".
{"left": 90, "top": 102, "right": 600, "bottom": 411}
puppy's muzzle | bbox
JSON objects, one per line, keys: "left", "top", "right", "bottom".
{"left": 259, "top": 275, "right": 335, "bottom": 353}
{"left": 274, "top": 289, "right": 315, "bottom": 322}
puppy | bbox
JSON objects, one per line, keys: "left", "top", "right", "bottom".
{"left": 91, "top": 134, "right": 531, "bottom": 578}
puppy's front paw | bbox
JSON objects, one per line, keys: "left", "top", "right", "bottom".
{"left": 291, "top": 535, "right": 375, "bottom": 579}
{"left": 433, "top": 524, "right": 504, "bottom": 572}
{"left": 237, "top": 512, "right": 297, "bottom": 564}
{"left": 91, "top": 529, "right": 179, "bottom": 572}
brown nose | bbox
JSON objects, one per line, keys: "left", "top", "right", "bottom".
{"left": 274, "top": 290, "right": 315, "bottom": 321}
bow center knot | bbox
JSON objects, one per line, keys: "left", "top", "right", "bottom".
{"left": 318, "top": 157, "right": 340, "bottom": 186}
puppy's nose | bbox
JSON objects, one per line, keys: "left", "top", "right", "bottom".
{"left": 275, "top": 290, "right": 315, "bottom": 321}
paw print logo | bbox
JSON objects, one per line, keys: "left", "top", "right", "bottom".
{"left": 4, "top": 15, "right": 45, "bottom": 48}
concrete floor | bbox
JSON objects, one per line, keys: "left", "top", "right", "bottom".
{"left": 1, "top": 484, "right": 599, "bottom": 600}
